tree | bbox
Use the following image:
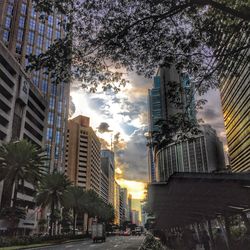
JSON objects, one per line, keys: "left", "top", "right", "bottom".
{"left": 36, "top": 172, "right": 71, "bottom": 236}
{"left": 29, "top": 0, "right": 249, "bottom": 94}
{"left": 62, "top": 186, "right": 86, "bottom": 235}
{"left": 0, "top": 140, "right": 46, "bottom": 233}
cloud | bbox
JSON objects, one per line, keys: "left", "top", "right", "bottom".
{"left": 116, "top": 127, "right": 148, "bottom": 182}
{"left": 69, "top": 96, "right": 76, "bottom": 118}
{"left": 97, "top": 122, "right": 113, "bottom": 133}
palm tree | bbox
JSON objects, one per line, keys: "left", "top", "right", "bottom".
{"left": 36, "top": 172, "right": 71, "bottom": 236}
{"left": 63, "top": 186, "right": 86, "bottom": 235}
{"left": 84, "top": 190, "right": 101, "bottom": 235}
{"left": 0, "top": 140, "right": 46, "bottom": 233}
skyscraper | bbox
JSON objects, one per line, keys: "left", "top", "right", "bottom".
{"left": 155, "top": 125, "right": 225, "bottom": 181}
{"left": 0, "top": 40, "right": 47, "bottom": 233}
{"left": 147, "top": 65, "right": 196, "bottom": 182}
{"left": 65, "top": 116, "right": 101, "bottom": 194}
{"left": 220, "top": 49, "right": 250, "bottom": 172}
{"left": 0, "top": 0, "right": 70, "bottom": 172}
{"left": 100, "top": 149, "right": 115, "bottom": 205}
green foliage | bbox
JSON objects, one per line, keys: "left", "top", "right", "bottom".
{"left": 36, "top": 172, "right": 71, "bottom": 235}
{"left": 139, "top": 234, "right": 165, "bottom": 250}
{"left": 0, "top": 140, "right": 47, "bottom": 191}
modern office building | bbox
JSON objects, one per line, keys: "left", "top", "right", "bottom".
{"left": 120, "top": 188, "right": 129, "bottom": 223}
{"left": 65, "top": 116, "right": 101, "bottom": 194}
{"left": 0, "top": 40, "right": 47, "bottom": 233}
{"left": 155, "top": 125, "right": 225, "bottom": 182}
{"left": 100, "top": 149, "right": 115, "bottom": 205}
{"left": 147, "top": 65, "right": 196, "bottom": 182}
{"left": 220, "top": 49, "right": 250, "bottom": 172}
{"left": 114, "top": 181, "right": 121, "bottom": 225}
{"left": 0, "top": 0, "right": 70, "bottom": 172}
{"left": 131, "top": 210, "right": 140, "bottom": 226}
{"left": 128, "top": 194, "right": 132, "bottom": 222}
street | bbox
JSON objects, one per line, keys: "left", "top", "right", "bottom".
{"left": 28, "top": 236, "right": 145, "bottom": 250}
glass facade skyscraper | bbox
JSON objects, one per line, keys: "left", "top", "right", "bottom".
{"left": 220, "top": 49, "right": 250, "bottom": 172}
{"left": 0, "top": 0, "right": 70, "bottom": 172}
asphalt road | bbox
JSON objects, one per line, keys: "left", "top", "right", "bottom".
{"left": 28, "top": 235, "right": 145, "bottom": 250}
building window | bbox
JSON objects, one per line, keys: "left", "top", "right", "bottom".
{"left": 19, "top": 16, "right": 25, "bottom": 28}
{"left": 7, "top": 4, "right": 13, "bottom": 15}
{"left": 5, "top": 16, "right": 11, "bottom": 29}
{"left": 21, "top": 3, "right": 27, "bottom": 15}
{"left": 26, "top": 45, "right": 33, "bottom": 56}
{"left": 48, "top": 112, "right": 54, "bottom": 125}
{"left": 49, "top": 97, "right": 55, "bottom": 109}
{"left": 48, "top": 15, "right": 53, "bottom": 26}
{"left": 58, "top": 101, "right": 62, "bottom": 113}
{"left": 51, "top": 84, "right": 57, "bottom": 96}
{"left": 56, "top": 131, "right": 60, "bottom": 144}
{"left": 46, "top": 128, "right": 53, "bottom": 140}
{"left": 36, "top": 48, "right": 42, "bottom": 56}
{"left": 47, "top": 27, "right": 53, "bottom": 39}
{"left": 28, "top": 31, "right": 35, "bottom": 44}
{"left": 56, "top": 30, "right": 61, "bottom": 39}
{"left": 57, "top": 115, "right": 61, "bottom": 127}
{"left": 37, "top": 35, "right": 43, "bottom": 48}
{"left": 45, "top": 39, "right": 51, "bottom": 50}
{"left": 38, "top": 22, "right": 45, "bottom": 34}
{"left": 31, "top": 7, "right": 36, "bottom": 18}
{"left": 3, "top": 30, "right": 9, "bottom": 42}
{"left": 42, "top": 79, "right": 48, "bottom": 94}
{"left": 17, "top": 29, "right": 23, "bottom": 41}
{"left": 29, "top": 19, "right": 36, "bottom": 30}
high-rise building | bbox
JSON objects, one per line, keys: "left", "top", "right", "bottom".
{"left": 120, "top": 188, "right": 129, "bottom": 222}
{"left": 220, "top": 49, "right": 250, "bottom": 172}
{"left": 155, "top": 125, "right": 225, "bottom": 181}
{"left": 65, "top": 116, "right": 101, "bottom": 194}
{"left": 0, "top": 40, "right": 47, "bottom": 233}
{"left": 131, "top": 210, "right": 140, "bottom": 226}
{"left": 114, "top": 181, "right": 120, "bottom": 225}
{"left": 147, "top": 65, "right": 196, "bottom": 182}
{"left": 100, "top": 149, "right": 115, "bottom": 205}
{"left": 128, "top": 194, "right": 132, "bottom": 222}
{"left": 0, "top": 0, "right": 70, "bottom": 172}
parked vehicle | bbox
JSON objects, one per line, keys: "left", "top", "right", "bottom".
{"left": 92, "top": 223, "right": 106, "bottom": 243}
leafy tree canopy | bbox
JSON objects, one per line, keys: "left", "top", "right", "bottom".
{"left": 29, "top": 0, "right": 250, "bottom": 94}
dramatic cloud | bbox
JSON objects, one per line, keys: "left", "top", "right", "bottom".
{"left": 97, "top": 122, "right": 113, "bottom": 133}
{"left": 68, "top": 96, "right": 76, "bottom": 118}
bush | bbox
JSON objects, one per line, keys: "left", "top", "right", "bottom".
{"left": 139, "top": 234, "right": 165, "bottom": 250}
{"left": 0, "top": 234, "right": 87, "bottom": 247}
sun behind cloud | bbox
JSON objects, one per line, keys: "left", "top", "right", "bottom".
{"left": 116, "top": 179, "right": 147, "bottom": 200}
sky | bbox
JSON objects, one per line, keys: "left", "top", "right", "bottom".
{"left": 70, "top": 72, "right": 227, "bottom": 207}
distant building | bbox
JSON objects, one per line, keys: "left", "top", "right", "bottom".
{"left": 131, "top": 210, "right": 140, "bottom": 226}
{"left": 128, "top": 194, "right": 132, "bottom": 222}
{"left": 0, "top": 0, "right": 70, "bottom": 172}
{"left": 100, "top": 149, "right": 115, "bottom": 205}
{"left": 147, "top": 65, "right": 196, "bottom": 182}
{"left": 114, "top": 181, "right": 121, "bottom": 225}
{"left": 156, "top": 125, "right": 225, "bottom": 181}
{"left": 120, "top": 188, "right": 129, "bottom": 223}
{"left": 220, "top": 49, "right": 250, "bottom": 172}
{"left": 65, "top": 116, "right": 101, "bottom": 194}
{"left": 0, "top": 41, "right": 47, "bottom": 233}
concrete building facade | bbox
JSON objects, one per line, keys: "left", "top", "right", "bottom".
{"left": 0, "top": 0, "right": 70, "bottom": 172}
{"left": 65, "top": 116, "right": 101, "bottom": 194}
{"left": 0, "top": 40, "right": 47, "bottom": 232}
{"left": 220, "top": 49, "right": 250, "bottom": 172}
{"left": 156, "top": 125, "right": 225, "bottom": 182}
